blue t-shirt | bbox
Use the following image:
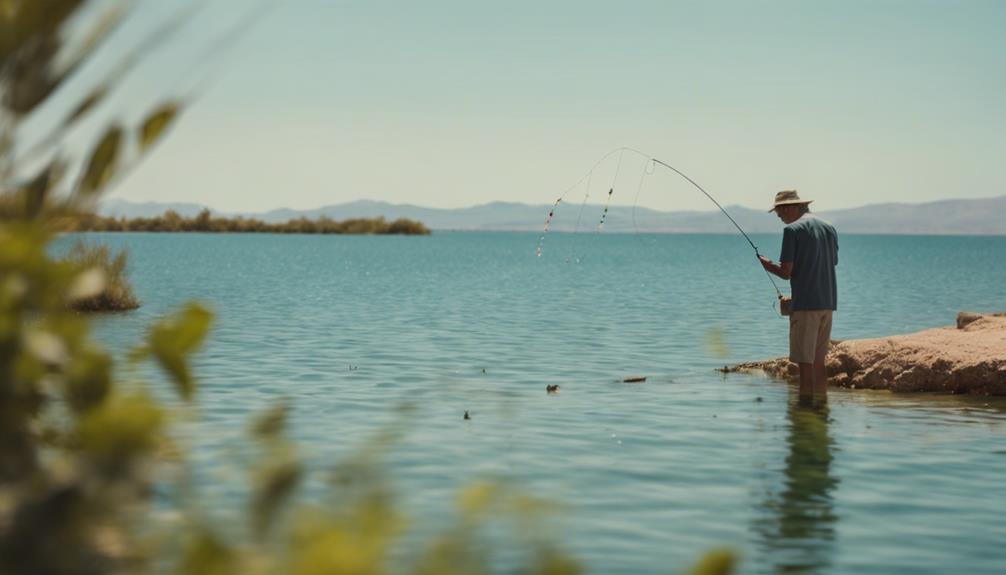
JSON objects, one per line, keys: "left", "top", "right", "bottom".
{"left": 779, "top": 214, "right": 839, "bottom": 311}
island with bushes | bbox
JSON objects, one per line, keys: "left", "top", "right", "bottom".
{"left": 73, "top": 209, "right": 431, "bottom": 235}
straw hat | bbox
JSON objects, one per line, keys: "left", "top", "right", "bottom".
{"left": 769, "top": 190, "right": 813, "bottom": 212}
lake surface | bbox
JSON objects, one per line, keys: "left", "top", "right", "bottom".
{"left": 71, "top": 231, "right": 1006, "bottom": 574}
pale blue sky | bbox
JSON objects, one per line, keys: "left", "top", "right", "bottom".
{"left": 32, "top": 0, "right": 1006, "bottom": 213}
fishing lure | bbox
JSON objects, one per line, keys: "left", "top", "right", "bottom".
{"left": 535, "top": 197, "right": 562, "bottom": 257}
{"left": 597, "top": 149, "right": 623, "bottom": 232}
{"left": 597, "top": 188, "right": 614, "bottom": 231}
{"left": 536, "top": 148, "right": 629, "bottom": 258}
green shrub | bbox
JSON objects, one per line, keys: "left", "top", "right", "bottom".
{"left": 386, "top": 218, "right": 431, "bottom": 235}
{"left": 63, "top": 239, "right": 140, "bottom": 312}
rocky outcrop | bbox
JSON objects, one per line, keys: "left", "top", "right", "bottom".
{"left": 722, "top": 312, "right": 1006, "bottom": 395}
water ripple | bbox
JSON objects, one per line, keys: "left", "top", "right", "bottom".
{"left": 74, "top": 232, "right": 1006, "bottom": 575}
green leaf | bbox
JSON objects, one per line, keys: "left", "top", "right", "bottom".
{"left": 177, "top": 528, "right": 239, "bottom": 575}
{"left": 251, "top": 402, "right": 291, "bottom": 438}
{"left": 147, "top": 302, "right": 213, "bottom": 400}
{"left": 251, "top": 459, "right": 302, "bottom": 540}
{"left": 78, "top": 392, "right": 165, "bottom": 465}
{"left": 21, "top": 162, "right": 60, "bottom": 218}
{"left": 138, "top": 102, "right": 180, "bottom": 153}
{"left": 77, "top": 124, "right": 123, "bottom": 196}
{"left": 65, "top": 349, "right": 112, "bottom": 413}
{"left": 688, "top": 549, "right": 737, "bottom": 575}
{"left": 50, "top": 4, "right": 127, "bottom": 79}
{"left": 458, "top": 481, "right": 501, "bottom": 517}
{"left": 64, "top": 83, "right": 109, "bottom": 127}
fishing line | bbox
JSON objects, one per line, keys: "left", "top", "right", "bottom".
{"left": 630, "top": 154, "right": 655, "bottom": 234}
{"left": 567, "top": 171, "right": 592, "bottom": 263}
{"left": 537, "top": 147, "right": 785, "bottom": 309}
{"left": 534, "top": 147, "right": 626, "bottom": 258}
{"left": 597, "top": 148, "right": 624, "bottom": 231}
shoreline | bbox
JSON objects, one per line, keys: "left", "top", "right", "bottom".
{"left": 721, "top": 312, "right": 1006, "bottom": 396}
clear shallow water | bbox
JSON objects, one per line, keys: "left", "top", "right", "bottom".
{"left": 70, "top": 232, "right": 1006, "bottom": 574}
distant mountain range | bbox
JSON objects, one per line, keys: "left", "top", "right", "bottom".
{"left": 99, "top": 195, "right": 1006, "bottom": 235}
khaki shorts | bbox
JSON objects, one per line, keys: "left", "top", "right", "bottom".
{"left": 789, "top": 310, "right": 833, "bottom": 364}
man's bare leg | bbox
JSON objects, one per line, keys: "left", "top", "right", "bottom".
{"left": 813, "top": 354, "right": 828, "bottom": 396}
{"left": 798, "top": 362, "right": 815, "bottom": 398}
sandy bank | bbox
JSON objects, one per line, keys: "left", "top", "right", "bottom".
{"left": 722, "top": 312, "right": 1006, "bottom": 395}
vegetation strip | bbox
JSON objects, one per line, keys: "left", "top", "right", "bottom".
{"left": 72, "top": 209, "right": 431, "bottom": 234}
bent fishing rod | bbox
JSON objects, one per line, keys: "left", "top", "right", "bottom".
{"left": 647, "top": 157, "right": 785, "bottom": 301}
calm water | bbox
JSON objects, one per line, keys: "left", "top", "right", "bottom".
{"left": 71, "top": 232, "right": 1006, "bottom": 574}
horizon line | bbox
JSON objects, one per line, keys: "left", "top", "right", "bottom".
{"left": 104, "top": 193, "right": 1006, "bottom": 216}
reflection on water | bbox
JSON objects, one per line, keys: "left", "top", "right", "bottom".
{"left": 754, "top": 388, "right": 839, "bottom": 574}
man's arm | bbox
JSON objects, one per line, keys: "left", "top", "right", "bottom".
{"left": 758, "top": 255, "right": 792, "bottom": 280}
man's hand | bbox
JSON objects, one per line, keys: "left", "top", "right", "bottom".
{"left": 758, "top": 255, "right": 793, "bottom": 280}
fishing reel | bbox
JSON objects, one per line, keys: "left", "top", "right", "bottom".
{"left": 777, "top": 295, "right": 792, "bottom": 317}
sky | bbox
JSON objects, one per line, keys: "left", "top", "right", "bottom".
{"left": 21, "top": 0, "right": 1006, "bottom": 213}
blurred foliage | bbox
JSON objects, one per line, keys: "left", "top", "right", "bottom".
{"left": 687, "top": 549, "right": 737, "bottom": 575}
{"left": 137, "top": 103, "right": 179, "bottom": 153}
{"left": 704, "top": 327, "right": 729, "bottom": 360}
{"left": 0, "top": 2, "right": 733, "bottom": 573}
{"left": 72, "top": 209, "right": 432, "bottom": 235}
{"left": 0, "top": 217, "right": 170, "bottom": 572}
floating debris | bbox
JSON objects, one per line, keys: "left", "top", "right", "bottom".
{"left": 755, "top": 396, "right": 763, "bottom": 403}
{"left": 717, "top": 364, "right": 755, "bottom": 374}
{"left": 546, "top": 384, "right": 560, "bottom": 394}
{"left": 622, "top": 376, "right": 646, "bottom": 383}
{"left": 463, "top": 410, "right": 471, "bottom": 420}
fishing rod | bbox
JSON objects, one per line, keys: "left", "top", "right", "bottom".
{"left": 649, "top": 159, "right": 757, "bottom": 253}
{"left": 647, "top": 157, "right": 785, "bottom": 301}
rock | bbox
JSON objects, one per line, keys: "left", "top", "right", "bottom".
{"left": 724, "top": 312, "right": 1006, "bottom": 395}
{"left": 958, "top": 311, "right": 1006, "bottom": 329}
{"left": 957, "top": 312, "right": 983, "bottom": 329}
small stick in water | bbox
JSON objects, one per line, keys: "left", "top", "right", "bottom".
{"left": 623, "top": 376, "right": 646, "bottom": 383}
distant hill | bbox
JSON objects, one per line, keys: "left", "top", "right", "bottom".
{"left": 821, "top": 196, "right": 1006, "bottom": 235}
{"left": 99, "top": 196, "right": 1006, "bottom": 235}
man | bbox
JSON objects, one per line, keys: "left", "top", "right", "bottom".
{"left": 758, "top": 190, "right": 838, "bottom": 397}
